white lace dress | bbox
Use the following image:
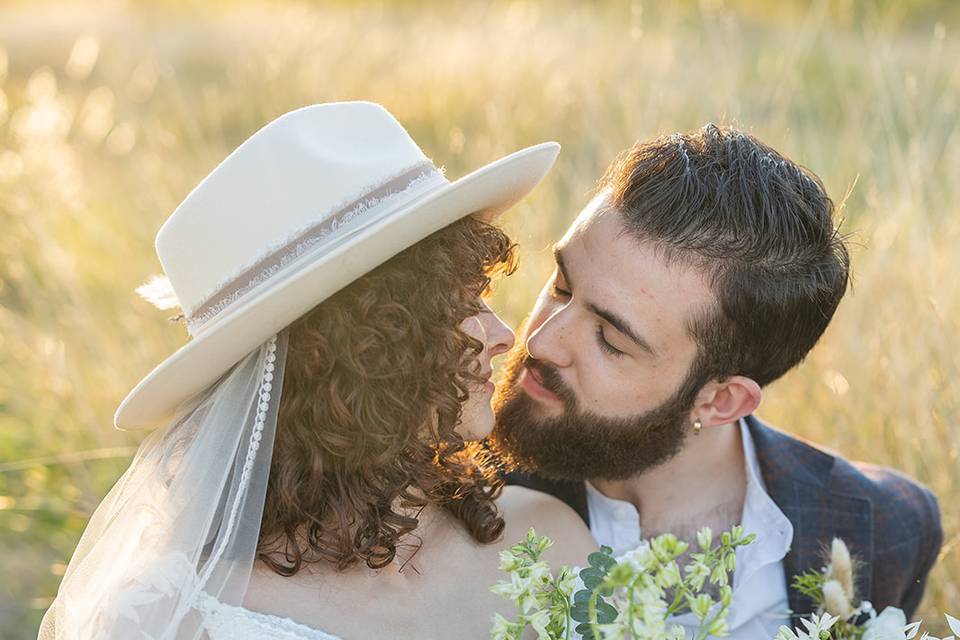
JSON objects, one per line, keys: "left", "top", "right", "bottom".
{"left": 195, "top": 592, "right": 344, "bottom": 640}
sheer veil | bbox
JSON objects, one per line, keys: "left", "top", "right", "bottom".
{"left": 39, "top": 331, "right": 288, "bottom": 640}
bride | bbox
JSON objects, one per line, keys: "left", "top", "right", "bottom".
{"left": 39, "top": 102, "right": 596, "bottom": 639}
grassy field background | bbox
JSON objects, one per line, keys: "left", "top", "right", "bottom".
{"left": 1, "top": 1, "right": 958, "bottom": 637}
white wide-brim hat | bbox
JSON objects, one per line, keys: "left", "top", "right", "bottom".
{"left": 115, "top": 102, "right": 559, "bottom": 430}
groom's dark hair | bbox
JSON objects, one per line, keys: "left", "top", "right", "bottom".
{"left": 600, "top": 123, "right": 850, "bottom": 388}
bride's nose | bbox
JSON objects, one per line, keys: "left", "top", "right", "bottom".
{"left": 481, "top": 310, "right": 515, "bottom": 358}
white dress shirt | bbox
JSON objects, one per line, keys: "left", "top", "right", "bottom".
{"left": 585, "top": 419, "right": 794, "bottom": 638}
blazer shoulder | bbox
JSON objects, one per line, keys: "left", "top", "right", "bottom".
{"left": 745, "top": 417, "right": 940, "bottom": 616}
{"left": 833, "top": 456, "right": 942, "bottom": 552}
{"left": 749, "top": 416, "right": 941, "bottom": 545}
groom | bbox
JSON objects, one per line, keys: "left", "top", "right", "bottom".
{"left": 492, "top": 124, "right": 942, "bottom": 634}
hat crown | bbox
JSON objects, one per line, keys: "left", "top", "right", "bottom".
{"left": 118, "top": 101, "right": 559, "bottom": 430}
{"left": 156, "top": 102, "right": 438, "bottom": 326}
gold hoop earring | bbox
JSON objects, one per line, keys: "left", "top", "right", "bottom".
{"left": 693, "top": 418, "right": 702, "bottom": 436}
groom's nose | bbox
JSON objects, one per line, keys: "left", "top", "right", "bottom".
{"left": 525, "top": 305, "right": 574, "bottom": 369}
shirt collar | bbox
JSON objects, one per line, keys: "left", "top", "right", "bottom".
{"left": 736, "top": 417, "right": 794, "bottom": 587}
{"left": 583, "top": 418, "right": 795, "bottom": 587}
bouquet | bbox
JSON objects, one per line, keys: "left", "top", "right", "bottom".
{"left": 776, "top": 538, "right": 960, "bottom": 640}
{"left": 491, "top": 531, "right": 959, "bottom": 640}
{"left": 490, "top": 526, "right": 755, "bottom": 640}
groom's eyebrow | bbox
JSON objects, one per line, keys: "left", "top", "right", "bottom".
{"left": 590, "top": 304, "right": 656, "bottom": 356}
{"left": 553, "top": 246, "right": 656, "bottom": 356}
{"left": 553, "top": 246, "right": 574, "bottom": 288}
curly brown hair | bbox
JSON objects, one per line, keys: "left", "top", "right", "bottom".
{"left": 257, "top": 217, "right": 517, "bottom": 574}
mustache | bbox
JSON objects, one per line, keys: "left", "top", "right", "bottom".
{"left": 522, "top": 356, "right": 576, "bottom": 407}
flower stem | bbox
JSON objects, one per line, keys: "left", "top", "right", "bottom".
{"left": 588, "top": 588, "right": 601, "bottom": 639}
{"left": 665, "top": 584, "right": 689, "bottom": 617}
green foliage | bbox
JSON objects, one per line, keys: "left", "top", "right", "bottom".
{"left": 785, "top": 570, "right": 868, "bottom": 640}
{"left": 792, "top": 570, "right": 827, "bottom": 603}
{"left": 571, "top": 546, "right": 617, "bottom": 640}
{"left": 493, "top": 527, "right": 755, "bottom": 639}
{"left": 490, "top": 529, "right": 579, "bottom": 640}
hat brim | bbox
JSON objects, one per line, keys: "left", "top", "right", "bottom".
{"left": 114, "top": 142, "right": 560, "bottom": 430}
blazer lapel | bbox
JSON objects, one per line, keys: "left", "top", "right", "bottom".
{"left": 747, "top": 416, "right": 874, "bottom": 618}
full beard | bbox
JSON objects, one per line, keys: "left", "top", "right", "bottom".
{"left": 490, "top": 344, "right": 700, "bottom": 482}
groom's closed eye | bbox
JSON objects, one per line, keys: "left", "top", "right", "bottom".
{"left": 552, "top": 246, "right": 656, "bottom": 358}
{"left": 595, "top": 324, "right": 626, "bottom": 357}
{"left": 548, "top": 272, "right": 624, "bottom": 357}
{"left": 586, "top": 303, "right": 655, "bottom": 357}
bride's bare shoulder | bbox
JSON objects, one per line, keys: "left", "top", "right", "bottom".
{"left": 497, "top": 485, "right": 597, "bottom": 565}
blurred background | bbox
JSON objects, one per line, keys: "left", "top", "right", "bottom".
{"left": 1, "top": 0, "right": 958, "bottom": 637}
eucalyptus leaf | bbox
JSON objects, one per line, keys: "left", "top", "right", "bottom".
{"left": 587, "top": 551, "right": 616, "bottom": 572}
{"left": 573, "top": 589, "right": 592, "bottom": 605}
{"left": 595, "top": 600, "right": 617, "bottom": 624}
{"left": 575, "top": 622, "right": 595, "bottom": 640}
{"left": 579, "top": 566, "right": 604, "bottom": 590}
{"left": 570, "top": 602, "right": 591, "bottom": 623}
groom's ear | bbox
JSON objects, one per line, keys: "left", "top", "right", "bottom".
{"left": 690, "top": 376, "right": 762, "bottom": 428}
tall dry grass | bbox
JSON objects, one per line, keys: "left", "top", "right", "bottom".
{"left": 1, "top": 1, "right": 958, "bottom": 637}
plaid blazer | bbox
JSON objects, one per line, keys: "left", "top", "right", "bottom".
{"left": 507, "top": 415, "right": 943, "bottom": 620}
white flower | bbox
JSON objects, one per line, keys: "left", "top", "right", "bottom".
{"left": 776, "top": 613, "right": 839, "bottom": 640}
{"left": 774, "top": 625, "right": 803, "bottom": 640}
{"left": 946, "top": 613, "right": 960, "bottom": 637}
{"left": 704, "top": 614, "right": 729, "bottom": 637}
{"left": 526, "top": 608, "right": 551, "bottom": 640}
{"left": 490, "top": 613, "right": 515, "bottom": 640}
{"left": 697, "top": 527, "right": 713, "bottom": 551}
{"left": 863, "top": 607, "right": 909, "bottom": 640}
{"left": 536, "top": 535, "right": 554, "bottom": 554}
{"left": 498, "top": 550, "right": 520, "bottom": 572}
{"left": 527, "top": 561, "right": 552, "bottom": 589}
{"left": 667, "top": 624, "right": 689, "bottom": 640}
{"left": 490, "top": 573, "right": 535, "bottom": 613}
{"left": 805, "top": 612, "right": 840, "bottom": 635}
{"left": 621, "top": 540, "right": 655, "bottom": 572}
{"left": 658, "top": 560, "right": 682, "bottom": 589}
{"left": 687, "top": 593, "right": 711, "bottom": 620}
{"left": 595, "top": 621, "right": 627, "bottom": 640}
{"left": 555, "top": 567, "right": 577, "bottom": 598}
{"left": 908, "top": 612, "right": 960, "bottom": 640}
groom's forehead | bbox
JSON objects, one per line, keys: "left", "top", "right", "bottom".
{"left": 560, "top": 190, "right": 613, "bottom": 245}
{"left": 556, "top": 199, "right": 714, "bottom": 335}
